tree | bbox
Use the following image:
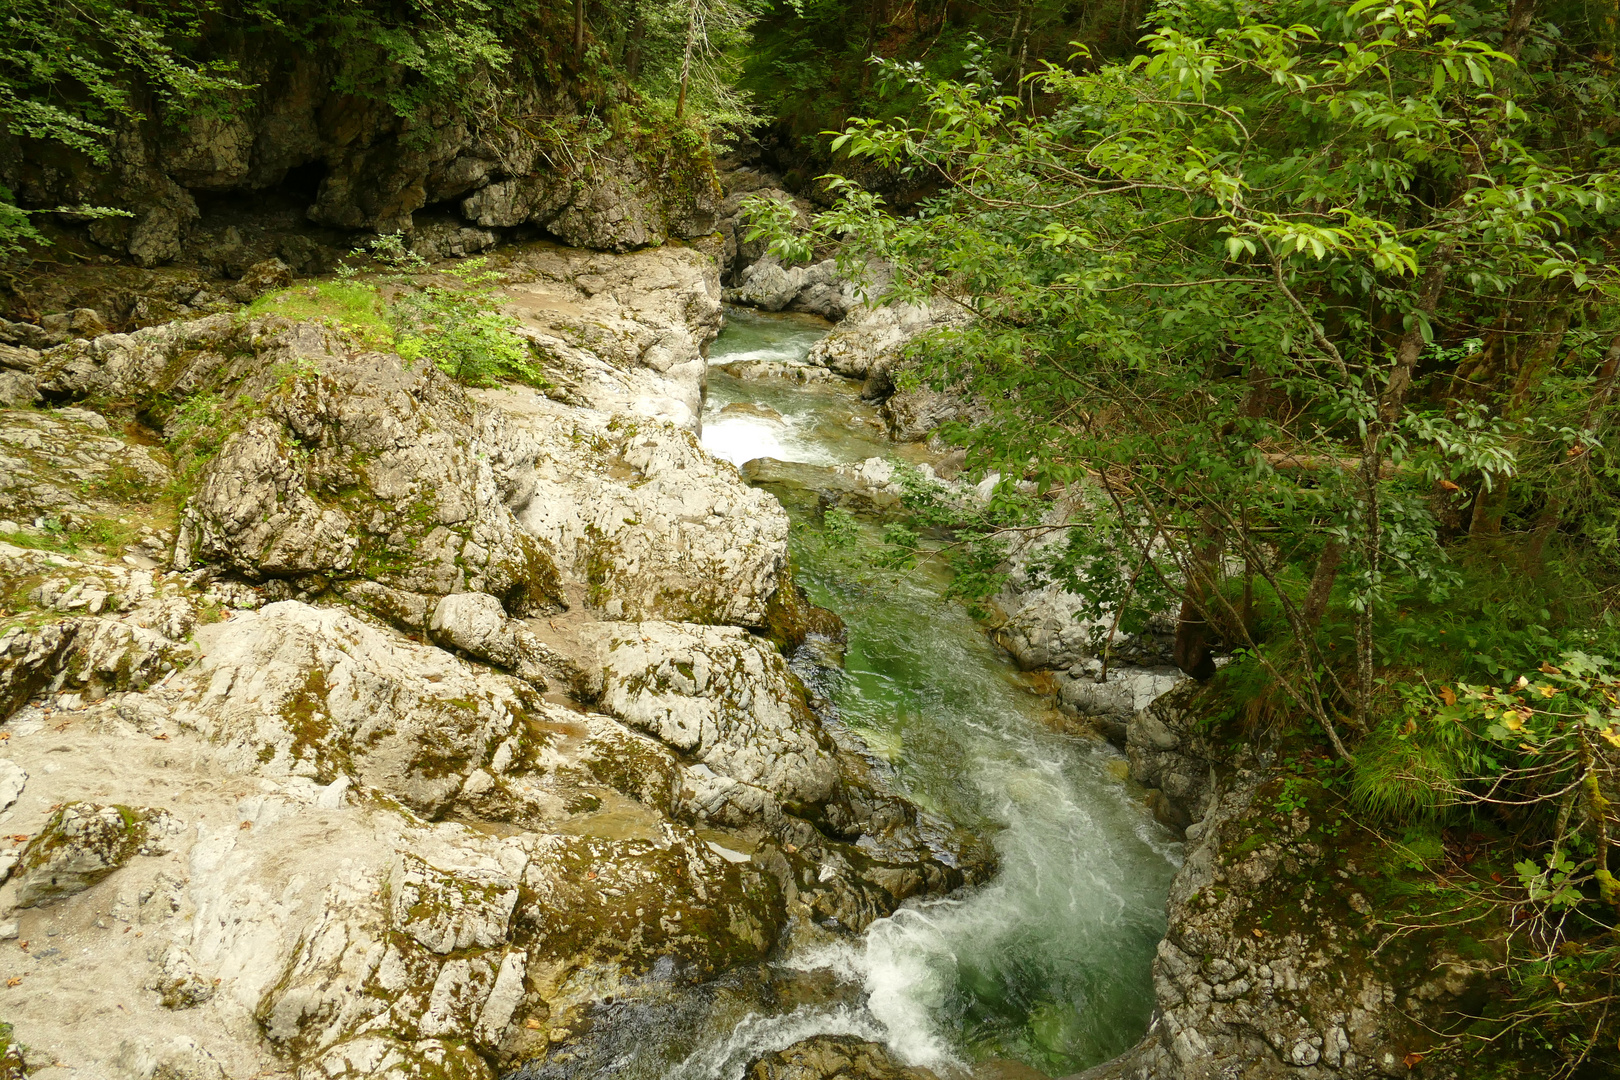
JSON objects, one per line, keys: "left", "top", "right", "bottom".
{"left": 765, "top": 0, "right": 1620, "bottom": 753}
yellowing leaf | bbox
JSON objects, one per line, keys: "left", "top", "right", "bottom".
{"left": 1503, "top": 715, "right": 1525, "bottom": 731}
{"left": 1440, "top": 685, "right": 1456, "bottom": 706}
{"left": 1539, "top": 685, "right": 1558, "bottom": 698}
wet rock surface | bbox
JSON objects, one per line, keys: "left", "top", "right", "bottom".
{"left": 747, "top": 1036, "right": 942, "bottom": 1080}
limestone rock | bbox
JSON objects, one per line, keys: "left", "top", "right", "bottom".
{"left": 724, "top": 258, "right": 866, "bottom": 321}
{"left": 579, "top": 620, "right": 840, "bottom": 826}
{"left": 497, "top": 243, "right": 722, "bottom": 430}
{"left": 483, "top": 404, "right": 789, "bottom": 627}
{"left": 227, "top": 257, "right": 293, "bottom": 302}
{"left": 995, "top": 572, "right": 1176, "bottom": 674}
{"left": 171, "top": 601, "right": 537, "bottom": 817}
{"left": 13, "top": 801, "right": 176, "bottom": 907}
{"left": 0, "top": 759, "right": 24, "bottom": 813}
{"left": 151, "top": 945, "right": 219, "bottom": 1009}
{"left": 392, "top": 853, "right": 520, "bottom": 954}
{"left": 806, "top": 303, "right": 970, "bottom": 380}
{"left": 114, "top": 1036, "right": 230, "bottom": 1080}
{"left": 1076, "top": 743, "right": 1482, "bottom": 1080}
{"left": 0, "top": 403, "right": 172, "bottom": 529}
{"left": 0, "top": 616, "right": 188, "bottom": 719}
{"left": 748, "top": 1037, "right": 942, "bottom": 1080}
{"left": 34, "top": 315, "right": 565, "bottom": 625}
{"left": 1056, "top": 662, "right": 1188, "bottom": 729}
{"left": 1123, "top": 681, "right": 1217, "bottom": 831}
{"left": 881, "top": 388, "right": 972, "bottom": 442}
{"left": 428, "top": 591, "right": 564, "bottom": 687}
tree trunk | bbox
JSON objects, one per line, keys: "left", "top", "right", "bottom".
{"left": 574, "top": 0, "right": 587, "bottom": 55}
{"left": 625, "top": 0, "right": 644, "bottom": 78}
{"left": 1470, "top": 308, "right": 1572, "bottom": 538}
{"left": 1173, "top": 530, "right": 1222, "bottom": 682}
{"left": 1302, "top": 539, "right": 1343, "bottom": 631}
{"left": 675, "top": 0, "right": 698, "bottom": 119}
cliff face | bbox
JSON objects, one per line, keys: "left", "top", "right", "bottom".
{"left": 1072, "top": 687, "right": 1489, "bottom": 1080}
{"left": 1, "top": 43, "right": 721, "bottom": 268}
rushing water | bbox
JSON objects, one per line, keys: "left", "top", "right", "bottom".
{"left": 529, "top": 308, "right": 1179, "bottom": 1080}
{"left": 688, "top": 307, "right": 1182, "bottom": 1079}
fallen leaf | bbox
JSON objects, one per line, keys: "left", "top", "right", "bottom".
{"left": 1539, "top": 662, "right": 1562, "bottom": 675}
{"left": 239, "top": 821, "right": 253, "bottom": 831}
{"left": 1438, "top": 479, "right": 1460, "bottom": 491}
{"left": 1251, "top": 928, "right": 1265, "bottom": 937}
{"left": 1440, "top": 686, "right": 1456, "bottom": 706}
{"left": 151, "top": 733, "right": 169, "bottom": 741}
{"left": 8, "top": 835, "right": 27, "bottom": 845}
{"left": 4, "top": 977, "right": 20, "bottom": 988}
{"left": 1403, "top": 1051, "right": 1424, "bottom": 1067}
{"left": 524, "top": 1018, "right": 543, "bottom": 1031}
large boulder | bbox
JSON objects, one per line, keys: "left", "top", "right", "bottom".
{"left": 171, "top": 601, "right": 541, "bottom": 818}
{"left": 579, "top": 621, "right": 842, "bottom": 827}
{"left": 33, "top": 315, "right": 565, "bottom": 629}
{"left": 806, "top": 303, "right": 969, "bottom": 380}
{"left": 724, "top": 258, "right": 866, "bottom": 322}
{"left": 482, "top": 402, "right": 790, "bottom": 628}
{"left": 496, "top": 242, "right": 722, "bottom": 431}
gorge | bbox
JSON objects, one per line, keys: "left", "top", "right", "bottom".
{"left": 3, "top": 3, "right": 1619, "bottom": 1080}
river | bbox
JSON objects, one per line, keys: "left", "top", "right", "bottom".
{"left": 529, "top": 307, "right": 1180, "bottom": 1080}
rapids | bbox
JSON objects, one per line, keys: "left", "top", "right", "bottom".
{"left": 694, "top": 308, "right": 1181, "bottom": 1078}
{"left": 529, "top": 307, "right": 1180, "bottom": 1080}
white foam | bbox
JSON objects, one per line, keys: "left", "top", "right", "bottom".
{"left": 665, "top": 1003, "right": 886, "bottom": 1080}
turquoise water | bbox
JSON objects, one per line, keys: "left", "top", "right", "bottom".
{"left": 696, "top": 307, "right": 1181, "bottom": 1078}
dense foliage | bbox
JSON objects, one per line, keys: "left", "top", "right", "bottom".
{"left": 0, "top": 0, "right": 762, "bottom": 249}
{"left": 753, "top": 0, "right": 1620, "bottom": 1069}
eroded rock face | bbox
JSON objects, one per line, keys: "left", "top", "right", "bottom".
{"left": 0, "top": 265, "right": 990, "bottom": 1080}
{"left": 1055, "top": 662, "right": 1189, "bottom": 742}
{"left": 2, "top": 49, "right": 720, "bottom": 265}
{"left": 172, "top": 601, "right": 541, "bottom": 818}
{"left": 33, "top": 314, "right": 565, "bottom": 628}
{"left": 497, "top": 242, "right": 723, "bottom": 431}
{"left": 1073, "top": 685, "right": 1479, "bottom": 1080}
{"left": 0, "top": 404, "right": 171, "bottom": 527}
{"left": 725, "top": 258, "right": 866, "bottom": 322}
{"left": 806, "top": 303, "right": 969, "bottom": 381}
{"left": 0, "top": 615, "right": 188, "bottom": 719}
